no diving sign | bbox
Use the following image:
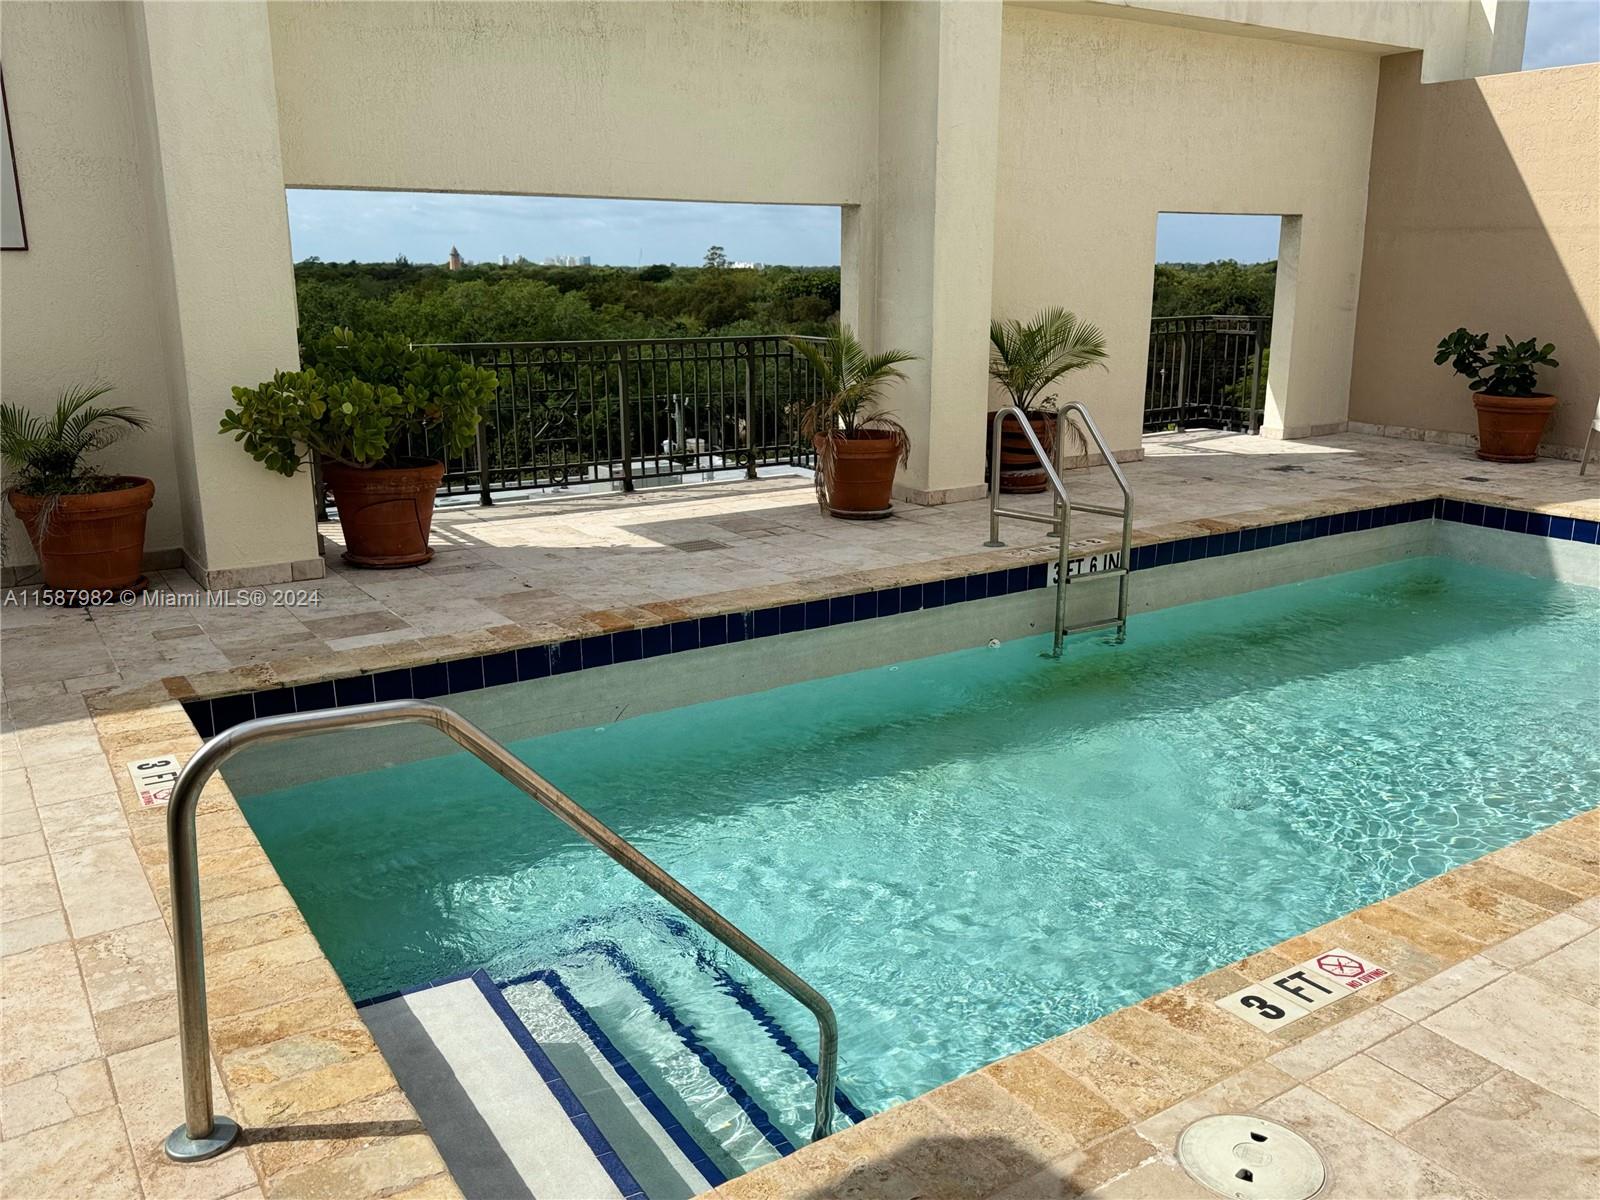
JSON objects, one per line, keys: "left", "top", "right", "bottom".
{"left": 1314, "top": 950, "right": 1390, "bottom": 990}
{"left": 1215, "top": 948, "right": 1390, "bottom": 1032}
{"left": 126, "top": 756, "right": 183, "bottom": 808}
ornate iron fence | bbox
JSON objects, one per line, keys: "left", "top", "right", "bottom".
{"left": 384, "top": 335, "right": 824, "bottom": 506}
{"left": 1143, "top": 315, "right": 1271, "bottom": 433}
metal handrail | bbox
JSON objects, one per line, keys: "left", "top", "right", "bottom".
{"left": 986, "top": 406, "right": 1074, "bottom": 655}
{"left": 985, "top": 402, "right": 1134, "bottom": 656}
{"left": 163, "top": 700, "right": 839, "bottom": 1163}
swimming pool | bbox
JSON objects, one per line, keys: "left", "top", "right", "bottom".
{"left": 237, "top": 555, "right": 1598, "bottom": 1149}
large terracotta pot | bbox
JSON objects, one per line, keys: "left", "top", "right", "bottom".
{"left": 999, "top": 411, "right": 1056, "bottom": 493}
{"left": 815, "top": 432, "right": 900, "bottom": 520}
{"left": 1472, "top": 393, "right": 1557, "bottom": 463}
{"left": 323, "top": 460, "right": 446, "bottom": 567}
{"left": 7, "top": 476, "right": 153, "bottom": 594}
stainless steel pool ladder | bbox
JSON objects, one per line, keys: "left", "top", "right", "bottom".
{"left": 986, "top": 401, "right": 1134, "bottom": 657}
{"left": 162, "top": 700, "right": 840, "bottom": 1163}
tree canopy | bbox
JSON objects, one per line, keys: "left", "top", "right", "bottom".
{"left": 1150, "top": 259, "right": 1277, "bottom": 318}
{"left": 292, "top": 259, "right": 841, "bottom": 345}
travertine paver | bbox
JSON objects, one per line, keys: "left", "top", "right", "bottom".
{"left": 0, "top": 430, "right": 1595, "bottom": 1199}
{"left": 719, "top": 819, "right": 1600, "bottom": 1198}
{"left": 1, "top": 430, "right": 1596, "bottom": 711}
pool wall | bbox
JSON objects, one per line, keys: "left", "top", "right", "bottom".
{"left": 216, "top": 504, "right": 1596, "bottom": 796}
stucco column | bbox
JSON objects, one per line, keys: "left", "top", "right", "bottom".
{"left": 873, "top": 0, "right": 1002, "bottom": 505}
{"left": 126, "top": 0, "right": 320, "bottom": 586}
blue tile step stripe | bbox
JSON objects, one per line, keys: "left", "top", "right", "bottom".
{"left": 508, "top": 942, "right": 798, "bottom": 1160}
{"left": 182, "top": 497, "right": 1599, "bottom": 738}
{"left": 356, "top": 968, "right": 646, "bottom": 1200}
{"left": 650, "top": 912, "right": 870, "bottom": 1127}
{"left": 509, "top": 967, "right": 732, "bottom": 1188}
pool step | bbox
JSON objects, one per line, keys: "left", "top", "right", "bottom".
{"left": 358, "top": 916, "right": 866, "bottom": 1198}
{"left": 360, "top": 971, "right": 643, "bottom": 1199}
{"left": 502, "top": 972, "right": 735, "bottom": 1198}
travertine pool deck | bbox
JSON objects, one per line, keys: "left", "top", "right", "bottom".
{"left": 1, "top": 430, "right": 1597, "bottom": 1199}
{"left": 3, "top": 430, "right": 1597, "bottom": 705}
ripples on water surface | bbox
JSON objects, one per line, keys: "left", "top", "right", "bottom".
{"left": 240, "top": 556, "right": 1599, "bottom": 1118}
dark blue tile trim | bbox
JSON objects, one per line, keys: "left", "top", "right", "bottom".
{"left": 651, "top": 914, "right": 870, "bottom": 1128}
{"left": 183, "top": 499, "right": 1593, "bottom": 738}
{"left": 511, "top": 967, "right": 729, "bottom": 1188}
{"left": 355, "top": 957, "right": 648, "bottom": 1191}
{"left": 595, "top": 946, "right": 797, "bottom": 1156}
{"left": 504, "top": 945, "right": 796, "bottom": 1158}
{"left": 465, "top": 971, "right": 646, "bottom": 1200}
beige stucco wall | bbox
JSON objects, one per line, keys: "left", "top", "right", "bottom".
{"left": 0, "top": 1, "right": 1545, "bottom": 577}
{"left": 126, "top": 0, "right": 318, "bottom": 582}
{"left": 267, "top": 1, "right": 880, "bottom": 207}
{"left": 0, "top": 1, "right": 185, "bottom": 570}
{"left": 992, "top": 4, "right": 1380, "bottom": 454}
{"left": 1349, "top": 55, "right": 1599, "bottom": 451}
{"left": 1035, "top": 1, "right": 1526, "bottom": 81}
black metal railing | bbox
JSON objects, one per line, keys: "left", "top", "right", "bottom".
{"left": 1143, "top": 315, "right": 1270, "bottom": 433}
{"left": 390, "top": 335, "right": 824, "bottom": 507}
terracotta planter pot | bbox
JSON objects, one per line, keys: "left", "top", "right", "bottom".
{"left": 815, "top": 432, "right": 900, "bottom": 520}
{"left": 323, "top": 460, "right": 446, "bottom": 567}
{"left": 1472, "top": 393, "right": 1557, "bottom": 463}
{"left": 7, "top": 476, "right": 154, "bottom": 593}
{"left": 999, "top": 411, "right": 1056, "bottom": 493}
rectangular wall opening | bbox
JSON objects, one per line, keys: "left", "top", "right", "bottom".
{"left": 1143, "top": 213, "right": 1283, "bottom": 445}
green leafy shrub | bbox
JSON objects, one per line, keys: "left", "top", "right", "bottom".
{"left": 1434, "top": 329, "right": 1558, "bottom": 398}
{"left": 221, "top": 329, "right": 498, "bottom": 476}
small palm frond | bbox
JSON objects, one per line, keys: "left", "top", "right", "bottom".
{"left": 0, "top": 383, "right": 146, "bottom": 498}
{"left": 54, "top": 385, "right": 148, "bottom": 455}
{"left": 989, "top": 308, "right": 1108, "bottom": 412}
{"left": 789, "top": 325, "right": 918, "bottom": 511}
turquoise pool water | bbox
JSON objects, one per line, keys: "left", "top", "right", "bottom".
{"left": 238, "top": 556, "right": 1598, "bottom": 1133}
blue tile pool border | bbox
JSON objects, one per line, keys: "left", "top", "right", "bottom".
{"left": 182, "top": 498, "right": 1599, "bottom": 739}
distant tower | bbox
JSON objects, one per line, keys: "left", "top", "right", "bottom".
{"left": 447, "top": 245, "right": 462, "bottom": 271}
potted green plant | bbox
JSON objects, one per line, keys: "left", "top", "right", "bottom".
{"left": 222, "top": 328, "right": 497, "bottom": 566}
{"left": 789, "top": 324, "right": 917, "bottom": 519}
{"left": 2, "top": 385, "right": 153, "bottom": 593}
{"left": 1435, "top": 329, "right": 1559, "bottom": 463}
{"left": 988, "top": 308, "right": 1108, "bottom": 492}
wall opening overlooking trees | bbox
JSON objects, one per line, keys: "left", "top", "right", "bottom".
{"left": 1144, "top": 213, "right": 1282, "bottom": 437}
{"left": 283, "top": 190, "right": 846, "bottom": 504}
{"left": 284, "top": 190, "right": 844, "bottom": 346}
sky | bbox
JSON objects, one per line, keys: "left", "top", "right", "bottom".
{"left": 1522, "top": 0, "right": 1600, "bottom": 70}
{"left": 288, "top": 0, "right": 1597, "bottom": 272}
{"left": 285, "top": 191, "right": 841, "bottom": 267}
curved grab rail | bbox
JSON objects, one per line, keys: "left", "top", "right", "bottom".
{"left": 987, "top": 405, "right": 1074, "bottom": 654}
{"left": 163, "top": 699, "right": 839, "bottom": 1161}
{"left": 986, "top": 403, "right": 1134, "bottom": 656}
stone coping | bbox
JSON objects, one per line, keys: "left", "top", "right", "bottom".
{"left": 709, "top": 807, "right": 1600, "bottom": 1199}
{"left": 83, "top": 696, "right": 463, "bottom": 1199}
{"left": 84, "top": 481, "right": 1600, "bottom": 718}
{"left": 20, "top": 473, "right": 1592, "bottom": 1198}
{"left": 83, "top": 682, "right": 1597, "bottom": 1200}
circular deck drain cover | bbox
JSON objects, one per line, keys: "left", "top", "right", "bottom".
{"left": 1177, "top": 1115, "right": 1326, "bottom": 1200}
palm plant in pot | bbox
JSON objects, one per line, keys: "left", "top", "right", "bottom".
{"left": 222, "top": 328, "right": 497, "bottom": 566}
{"left": 1435, "top": 329, "right": 1559, "bottom": 463}
{"left": 2, "top": 385, "right": 153, "bottom": 593}
{"left": 989, "top": 308, "right": 1108, "bottom": 492}
{"left": 789, "top": 325, "right": 917, "bottom": 519}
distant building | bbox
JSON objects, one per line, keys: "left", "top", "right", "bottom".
{"left": 500, "top": 254, "right": 510, "bottom": 266}
{"left": 729, "top": 260, "right": 765, "bottom": 270}
{"left": 447, "top": 245, "right": 462, "bottom": 271}
{"left": 541, "top": 254, "right": 592, "bottom": 267}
